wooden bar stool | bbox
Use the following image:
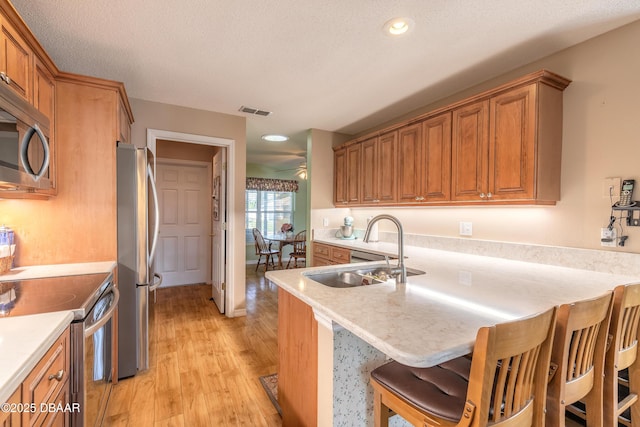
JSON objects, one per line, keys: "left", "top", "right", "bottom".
{"left": 546, "top": 292, "right": 613, "bottom": 427}
{"left": 370, "top": 306, "right": 557, "bottom": 427}
{"left": 568, "top": 283, "right": 640, "bottom": 426}
{"left": 605, "top": 283, "right": 640, "bottom": 427}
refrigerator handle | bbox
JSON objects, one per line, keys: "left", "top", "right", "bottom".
{"left": 150, "top": 273, "right": 163, "bottom": 291}
{"left": 148, "top": 164, "right": 160, "bottom": 264}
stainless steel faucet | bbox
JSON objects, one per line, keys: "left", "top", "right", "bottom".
{"left": 363, "top": 214, "right": 406, "bottom": 283}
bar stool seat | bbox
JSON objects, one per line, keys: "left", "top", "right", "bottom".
{"left": 371, "top": 357, "right": 471, "bottom": 422}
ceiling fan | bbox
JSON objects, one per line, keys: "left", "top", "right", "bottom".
{"left": 277, "top": 161, "right": 307, "bottom": 180}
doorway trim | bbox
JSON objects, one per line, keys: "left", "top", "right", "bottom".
{"left": 147, "top": 128, "right": 239, "bottom": 317}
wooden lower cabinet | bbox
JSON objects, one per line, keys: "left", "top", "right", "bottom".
{"left": 0, "top": 387, "right": 21, "bottom": 427}
{"left": 0, "top": 328, "right": 70, "bottom": 427}
{"left": 278, "top": 288, "right": 318, "bottom": 426}
{"left": 312, "top": 242, "right": 350, "bottom": 266}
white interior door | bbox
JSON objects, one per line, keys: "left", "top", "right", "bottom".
{"left": 211, "top": 150, "right": 226, "bottom": 313}
{"left": 156, "top": 160, "right": 210, "bottom": 287}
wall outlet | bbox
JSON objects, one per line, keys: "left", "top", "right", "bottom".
{"left": 322, "top": 217, "right": 329, "bottom": 227}
{"left": 603, "top": 177, "right": 621, "bottom": 198}
{"left": 459, "top": 221, "right": 472, "bottom": 236}
{"left": 600, "top": 227, "right": 617, "bottom": 247}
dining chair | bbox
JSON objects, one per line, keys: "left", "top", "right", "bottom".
{"left": 567, "top": 283, "right": 640, "bottom": 427}
{"left": 546, "top": 291, "right": 613, "bottom": 427}
{"left": 252, "top": 228, "right": 280, "bottom": 271}
{"left": 370, "top": 306, "right": 557, "bottom": 427}
{"left": 285, "top": 230, "right": 306, "bottom": 269}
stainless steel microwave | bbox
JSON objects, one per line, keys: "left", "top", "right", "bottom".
{"left": 0, "top": 83, "right": 51, "bottom": 191}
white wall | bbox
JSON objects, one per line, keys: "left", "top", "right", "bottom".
{"left": 310, "top": 19, "right": 640, "bottom": 255}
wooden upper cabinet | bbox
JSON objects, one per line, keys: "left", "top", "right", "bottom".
{"left": 397, "top": 122, "right": 423, "bottom": 203}
{"left": 334, "top": 146, "right": 347, "bottom": 205}
{"left": 0, "top": 16, "right": 32, "bottom": 102}
{"left": 33, "top": 57, "right": 55, "bottom": 122}
{"left": 333, "top": 70, "right": 570, "bottom": 207}
{"left": 118, "top": 96, "right": 131, "bottom": 144}
{"left": 360, "top": 137, "right": 378, "bottom": 204}
{"left": 377, "top": 131, "right": 398, "bottom": 203}
{"left": 422, "top": 113, "right": 452, "bottom": 201}
{"left": 345, "top": 144, "right": 361, "bottom": 203}
{"left": 452, "top": 100, "right": 489, "bottom": 201}
{"left": 452, "top": 81, "right": 565, "bottom": 203}
{"left": 361, "top": 131, "right": 398, "bottom": 204}
{"left": 398, "top": 114, "right": 451, "bottom": 203}
{"left": 488, "top": 84, "right": 537, "bottom": 200}
{"left": 334, "top": 143, "right": 361, "bottom": 205}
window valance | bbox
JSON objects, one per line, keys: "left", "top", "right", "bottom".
{"left": 246, "top": 177, "right": 299, "bottom": 192}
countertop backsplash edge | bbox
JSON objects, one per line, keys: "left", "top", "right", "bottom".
{"left": 313, "top": 228, "right": 640, "bottom": 277}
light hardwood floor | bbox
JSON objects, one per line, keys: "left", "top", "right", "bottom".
{"left": 103, "top": 266, "right": 281, "bottom": 426}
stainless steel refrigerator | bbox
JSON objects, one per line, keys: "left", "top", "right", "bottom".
{"left": 116, "top": 142, "right": 162, "bottom": 379}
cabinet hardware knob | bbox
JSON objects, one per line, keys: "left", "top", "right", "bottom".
{"left": 48, "top": 370, "right": 64, "bottom": 381}
{"left": 487, "top": 192, "right": 492, "bottom": 198}
{"left": 480, "top": 193, "right": 486, "bottom": 198}
{"left": 4, "top": 75, "right": 10, "bottom": 85}
{"left": 0, "top": 72, "right": 5, "bottom": 82}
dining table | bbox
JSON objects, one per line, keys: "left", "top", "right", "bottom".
{"left": 264, "top": 233, "right": 296, "bottom": 269}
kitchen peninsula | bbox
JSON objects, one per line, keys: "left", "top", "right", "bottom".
{"left": 266, "top": 238, "right": 640, "bottom": 426}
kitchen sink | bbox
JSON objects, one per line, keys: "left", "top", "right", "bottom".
{"left": 304, "top": 265, "right": 425, "bottom": 288}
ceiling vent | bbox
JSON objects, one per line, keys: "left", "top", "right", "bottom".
{"left": 239, "top": 105, "right": 272, "bottom": 116}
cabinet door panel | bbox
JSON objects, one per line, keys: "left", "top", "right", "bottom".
{"left": 422, "top": 113, "right": 452, "bottom": 201}
{"left": 397, "top": 123, "right": 423, "bottom": 202}
{"left": 452, "top": 100, "right": 489, "bottom": 201}
{"left": 360, "top": 137, "right": 378, "bottom": 203}
{"left": 489, "top": 84, "right": 536, "bottom": 199}
{"left": 377, "top": 131, "right": 398, "bottom": 203}
{"left": 345, "top": 144, "right": 360, "bottom": 203}
{"left": 0, "top": 18, "right": 31, "bottom": 102}
{"left": 334, "top": 148, "right": 347, "bottom": 205}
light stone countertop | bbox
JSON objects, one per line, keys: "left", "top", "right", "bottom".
{"left": 266, "top": 240, "right": 640, "bottom": 367}
{"left": 0, "top": 261, "right": 116, "bottom": 403}
{"left": 0, "top": 261, "right": 116, "bottom": 281}
{"left": 0, "top": 310, "right": 74, "bottom": 403}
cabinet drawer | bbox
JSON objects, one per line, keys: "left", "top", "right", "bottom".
{"left": 313, "top": 243, "right": 331, "bottom": 258}
{"left": 330, "top": 247, "right": 351, "bottom": 263}
{"left": 22, "top": 328, "right": 70, "bottom": 426}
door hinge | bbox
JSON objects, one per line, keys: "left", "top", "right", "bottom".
{"left": 222, "top": 222, "right": 227, "bottom": 230}
{"left": 222, "top": 282, "right": 226, "bottom": 291}
{"left": 222, "top": 162, "right": 227, "bottom": 171}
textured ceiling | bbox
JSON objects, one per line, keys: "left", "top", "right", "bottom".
{"left": 10, "top": 0, "right": 640, "bottom": 168}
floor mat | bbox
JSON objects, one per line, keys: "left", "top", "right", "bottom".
{"left": 259, "top": 373, "right": 282, "bottom": 415}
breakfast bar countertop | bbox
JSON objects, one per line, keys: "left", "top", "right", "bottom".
{"left": 266, "top": 243, "right": 640, "bottom": 368}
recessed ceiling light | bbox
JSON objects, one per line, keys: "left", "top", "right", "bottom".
{"left": 383, "top": 17, "right": 414, "bottom": 36}
{"left": 261, "top": 134, "right": 289, "bottom": 142}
